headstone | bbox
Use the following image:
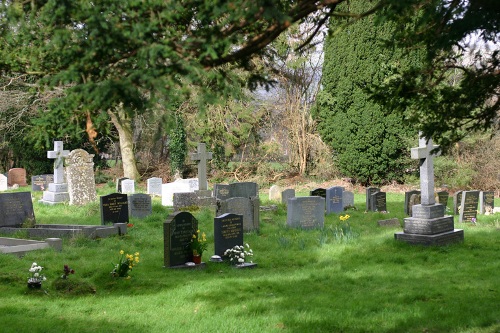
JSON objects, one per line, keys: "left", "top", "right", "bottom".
{"left": 66, "top": 149, "right": 97, "bottom": 205}
{"left": 214, "top": 213, "right": 243, "bottom": 256}
{"left": 365, "top": 187, "right": 380, "bottom": 211}
{"left": 161, "top": 178, "right": 203, "bottom": 206}
{"left": 453, "top": 191, "right": 463, "bottom": 215}
{"left": 396, "top": 135, "right": 463, "bottom": 245}
{"left": 436, "top": 191, "right": 449, "bottom": 208}
{"left": 269, "top": 185, "right": 282, "bottom": 202}
{"left": 190, "top": 143, "right": 212, "bottom": 191}
{"left": 100, "top": 193, "right": 129, "bottom": 224}
{"left": 216, "top": 197, "right": 260, "bottom": 232}
{"left": 7, "top": 168, "right": 28, "bottom": 186}
{"left": 173, "top": 192, "right": 216, "bottom": 211}
{"left": 342, "top": 191, "right": 354, "bottom": 209}
{"left": 286, "top": 196, "right": 325, "bottom": 229}
{"left": 121, "top": 179, "right": 135, "bottom": 194}
{"left": 326, "top": 186, "right": 344, "bottom": 214}
{"left": 0, "top": 192, "right": 35, "bottom": 227}
{"left": 214, "top": 182, "right": 258, "bottom": 200}
{"left": 31, "top": 174, "right": 54, "bottom": 192}
{"left": 370, "top": 191, "right": 387, "bottom": 212}
{"left": 116, "top": 177, "right": 129, "bottom": 193}
{"left": 147, "top": 177, "right": 162, "bottom": 196}
{"left": 404, "top": 190, "right": 421, "bottom": 215}
{"left": 479, "top": 191, "right": 494, "bottom": 215}
{"left": 281, "top": 189, "right": 295, "bottom": 205}
{"left": 128, "top": 193, "right": 152, "bottom": 219}
{"left": 163, "top": 211, "right": 198, "bottom": 267}
{"left": 0, "top": 174, "right": 7, "bottom": 192}
{"left": 408, "top": 193, "right": 421, "bottom": 216}
{"left": 310, "top": 188, "right": 326, "bottom": 198}
{"left": 459, "top": 191, "right": 480, "bottom": 223}
{"left": 40, "top": 141, "right": 70, "bottom": 204}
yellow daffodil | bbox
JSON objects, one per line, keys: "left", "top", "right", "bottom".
{"left": 120, "top": 250, "right": 124, "bottom": 255}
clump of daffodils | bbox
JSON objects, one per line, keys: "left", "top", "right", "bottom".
{"left": 339, "top": 214, "right": 350, "bottom": 222}
{"left": 224, "top": 244, "right": 253, "bottom": 265}
{"left": 111, "top": 250, "right": 140, "bottom": 278}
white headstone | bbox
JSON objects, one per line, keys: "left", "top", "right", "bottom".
{"left": 121, "top": 179, "right": 135, "bottom": 194}
{"left": 147, "top": 177, "right": 162, "bottom": 196}
{"left": 0, "top": 174, "right": 7, "bottom": 191}
{"left": 161, "top": 178, "right": 206, "bottom": 206}
{"left": 269, "top": 185, "right": 282, "bottom": 201}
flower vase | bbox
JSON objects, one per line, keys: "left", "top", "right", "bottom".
{"left": 27, "top": 279, "right": 42, "bottom": 289}
{"left": 192, "top": 254, "right": 202, "bottom": 265}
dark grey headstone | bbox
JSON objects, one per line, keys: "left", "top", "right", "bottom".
{"left": 479, "top": 191, "right": 494, "bottom": 214}
{"left": 310, "top": 188, "right": 326, "bottom": 198}
{"left": 163, "top": 211, "right": 198, "bottom": 267}
{"left": 128, "top": 193, "right": 152, "bottom": 219}
{"left": 216, "top": 197, "right": 259, "bottom": 232}
{"left": 453, "top": 191, "right": 463, "bottom": 215}
{"left": 286, "top": 196, "right": 325, "bottom": 229}
{"left": 408, "top": 193, "right": 421, "bottom": 216}
{"left": 459, "top": 191, "right": 480, "bottom": 223}
{"left": 342, "top": 191, "right": 354, "bottom": 209}
{"left": 0, "top": 192, "right": 35, "bottom": 227}
{"left": 370, "top": 191, "right": 387, "bottom": 212}
{"left": 31, "top": 174, "right": 54, "bottom": 192}
{"left": 326, "top": 186, "right": 344, "bottom": 214}
{"left": 173, "top": 192, "right": 216, "bottom": 211}
{"left": 436, "top": 191, "right": 449, "bottom": 208}
{"left": 214, "top": 213, "right": 243, "bottom": 256}
{"left": 116, "top": 177, "right": 129, "bottom": 193}
{"left": 281, "top": 189, "right": 295, "bottom": 205}
{"left": 214, "top": 182, "right": 258, "bottom": 200}
{"left": 100, "top": 193, "right": 129, "bottom": 224}
{"left": 214, "top": 184, "right": 231, "bottom": 200}
{"left": 404, "top": 190, "right": 421, "bottom": 215}
{"left": 365, "top": 187, "right": 380, "bottom": 211}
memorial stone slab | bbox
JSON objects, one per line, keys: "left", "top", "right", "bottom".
{"left": 365, "top": 187, "right": 380, "bottom": 211}
{"left": 214, "top": 213, "right": 244, "bottom": 256}
{"left": 0, "top": 174, "right": 7, "bottom": 192}
{"left": 66, "top": 149, "right": 97, "bottom": 205}
{"left": 7, "top": 168, "right": 28, "bottom": 186}
{"left": 286, "top": 196, "right": 325, "bottom": 229}
{"left": 342, "top": 191, "right": 354, "bottom": 209}
{"left": 216, "top": 197, "right": 259, "bottom": 232}
{"left": 459, "top": 191, "right": 480, "bottom": 223}
{"left": 326, "top": 186, "right": 344, "bottom": 214}
{"left": 453, "top": 191, "right": 463, "bottom": 215}
{"left": 436, "top": 191, "right": 449, "bottom": 208}
{"left": 370, "top": 191, "right": 387, "bottom": 212}
{"left": 281, "top": 189, "right": 295, "bottom": 205}
{"left": 0, "top": 192, "right": 35, "bottom": 227}
{"left": 31, "top": 174, "right": 54, "bottom": 192}
{"left": 128, "top": 193, "right": 152, "bottom": 219}
{"left": 116, "top": 177, "right": 129, "bottom": 193}
{"left": 268, "top": 185, "right": 282, "bottom": 202}
{"left": 163, "top": 211, "right": 198, "bottom": 267}
{"left": 147, "top": 177, "right": 162, "bottom": 196}
{"left": 404, "top": 190, "right": 421, "bottom": 215}
{"left": 100, "top": 193, "right": 129, "bottom": 224}
{"left": 479, "top": 191, "right": 494, "bottom": 214}
{"left": 121, "top": 179, "right": 135, "bottom": 194}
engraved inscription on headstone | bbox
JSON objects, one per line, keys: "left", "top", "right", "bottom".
{"left": 163, "top": 211, "right": 198, "bottom": 267}
{"left": 216, "top": 197, "right": 259, "bottom": 232}
{"left": 370, "top": 191, "right": 387, "bottom": 212}
{"left": 214, "top": 213, "right": 243, "bottom": 256}
{"left": 0, "top": 192, "right": 35, "bottom": 227}
{"left": 459, "top": 191, "right": 479, "bottom": 223}
{"left": 286, "top": 196, "right": 325, "bottom": 229}
{"left": 100, "top": 193, "right": 129, "bottom": 224}
{"left": 436, "top": 191, "right": 449, "bottom": 208}
{"left": 326, "top": 186, "right": 344, "bottom": 214}
{"left": 31, "top": 174, "right": 54, "bottom": 192}
{"left": 128, "top": 193, "right": 152, "bottom": 219}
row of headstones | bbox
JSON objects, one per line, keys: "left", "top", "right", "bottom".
{"left": 164, "top": 211, "right": 247, "bottom": 267}
{"left": 404, "top": 190, "right": 495, "bottom": 222}
{"left": 0, "top": 168, "right": 30, "bottom": 191}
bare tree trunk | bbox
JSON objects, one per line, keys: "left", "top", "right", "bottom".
{"left": 108, "top": 107, "right": 140, "bottom": 180}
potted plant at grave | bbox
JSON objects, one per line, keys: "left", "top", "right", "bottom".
{"left": 190, "top": 229, "right": 207, "bottom": 264}
{"left": 224, "top": 243, "right": 253, "bottom": 266}
{"left": 28, "top": 262, "right": 47, "bottom": 289}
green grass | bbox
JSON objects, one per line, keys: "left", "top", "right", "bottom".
{"left": 1, "top": 188, "right": 499, "bottom": 332}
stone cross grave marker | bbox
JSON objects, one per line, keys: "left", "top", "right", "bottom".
{"left": 190, "top": 143, "right": 212, "bottom": 191}
{"left": 410, "top": 136, "right": 440, "bottom": 205}
{"left": 48, "top": 141, "right": 70, "bottom": 184}
{"left": 214, "top": 213, "right": 243, "bottom": 257}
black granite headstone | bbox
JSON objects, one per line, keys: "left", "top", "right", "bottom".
{"left": 31, "top": 174, "right": 54, "bottom": 192}
{"left": 459, "top": 191, "right": 479, "bottom": 223}
{"left": 370, "top": 191, "right": 387, "bottom": 212}
{"left": 100, "top": 193, "right": 129, "bottom": 224}
{"left": 365, "top": 187, "right": 380, "bottom": 211}
{"left": 214, "top": 213, "right": 243, "bottom": 256}
{"left": 453, "top": 191, "right": 463, "bottom": 215}
{"left": 163, "top": 211, "right": 198, "bottom": 267}
{"left": 0, "top": 192, "right": 35, "bottom": 227}
{"left": 310, "top": 188, "right": 326, "bottom": 198}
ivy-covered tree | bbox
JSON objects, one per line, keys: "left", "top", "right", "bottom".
{"left": 314, "top": 1, "right": 422, "bottom": 185}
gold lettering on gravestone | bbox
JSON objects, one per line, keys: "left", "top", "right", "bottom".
{"left": 102, "top": 197, "right": 124, "bottom": 214}
{"left": 221, "top": 217, "right": 242, "bottom": 240}
{"left": 218, "top": 188, "right": 229, "bottom": 196}
{"left": 171, "top": 220, "right": 193, "bottom": 256}
{"left": 462, "top": 194, "right": 478, "bottom": 221}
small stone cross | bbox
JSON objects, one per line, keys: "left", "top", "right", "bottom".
{"left": 190, "top": 143, "right": 212, "bottom": 191}
{"left": 410, "top": 134, "right": 440, "bottom": 205}
{"left": 48, "top": 141, "right": 69, "bottom": 184}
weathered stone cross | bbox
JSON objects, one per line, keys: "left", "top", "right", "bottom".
{"left": 48, "top": 141, "right": 69, "bottom": 184}
{"left": 410, "top": 134, "right": 440, "bottom": 205}
{"left": 190, "top": 143, "right": 212, "bottom": 191}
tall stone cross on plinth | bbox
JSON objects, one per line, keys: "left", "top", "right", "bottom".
{"left": 410, "top": 135, "right": 440, "bottom": 205}
{"left": 395, "top": 133, "right": 463, "bottom": 246}
{"left": 48, "top": 141, "right": 70, "bottom": 184}
{"left": 190, "top": 143, "right": 212, "bottom": 191}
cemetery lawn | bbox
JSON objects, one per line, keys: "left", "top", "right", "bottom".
{"left": 0, "top": 188, "right": 499, "bottom": 333}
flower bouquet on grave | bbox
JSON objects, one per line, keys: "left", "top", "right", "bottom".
{"left": 28, "top": 262, "right": 47, "bottom": 289}
{"left": 224, "top": 244, "right": 253, "bottom": 266}
{"left": 190, "top": 229, "right": 207, "bottom": 264}
{"left": 111, "top": 250, "right": 140, "bottom": 278}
